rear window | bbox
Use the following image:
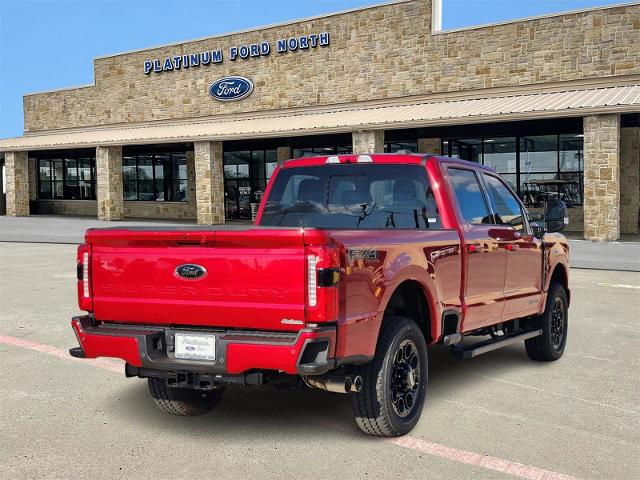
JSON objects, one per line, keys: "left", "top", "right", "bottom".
{"left": 259, "top": 164, "right": 442, "bottom": 229}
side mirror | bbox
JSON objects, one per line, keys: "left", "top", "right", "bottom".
{"left": 544, "top": 199, "right": 568, "bottom": 233}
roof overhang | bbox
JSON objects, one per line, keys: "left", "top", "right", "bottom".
{"left": 2, "top": 83, "right": 639, "bottom": 152}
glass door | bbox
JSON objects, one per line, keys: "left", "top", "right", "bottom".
{"left": 223, "top": 149, "right": 277, "bottom": 220}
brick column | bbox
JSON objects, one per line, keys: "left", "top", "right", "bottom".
{"left": 96, "top": 146, "right": 124, "bottom": 221}
{"left": 5, "top": 151, "right": 30, "bottom": 216}
{"left": 620, "top": 126, "right": 639, "bottom": 234}
{"left": 194, "top": 141, "right": 225, "bottom": 225}
{"left": 418, "top": 137, "right": 442, "bottom": 155}
{"left": 352, "top": 130, "right": 384, "bottom": 154}
{"left": 583, "top": 114, "right": 620, "bottom": 241}
{"left": 277, "top": 146, "right": 291, "bottom": 165}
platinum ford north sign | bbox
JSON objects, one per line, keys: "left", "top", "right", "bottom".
{"left": 143, "top": 32, "right": 330, "bottom": 74}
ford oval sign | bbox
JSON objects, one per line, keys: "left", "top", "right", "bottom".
{"left": 209, "top": 76, "right": 253, "bottom": 102}
{"left": 175, "top": 264, "right": 207, "bottom": 280}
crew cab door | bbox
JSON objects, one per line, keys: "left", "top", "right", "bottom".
{"left": 447, "top": 167, "right": 506, "bottom": 331}
{"left": 480, "top": 173, "right": 543, "bottom": 320}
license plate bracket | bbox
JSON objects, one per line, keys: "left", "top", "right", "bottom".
{"left": 174, "top": 333, "right": 216, "bottom": 361}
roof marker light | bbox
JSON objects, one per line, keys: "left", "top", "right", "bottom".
{"left": 357, "top": 155, "right": 373, "bottom": 163}
{"left": 325, "top": 156, "right": 340, "bottom": 164}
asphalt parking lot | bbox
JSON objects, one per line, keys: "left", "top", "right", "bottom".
{"left": 1, "top": 242, "right": 639, "bottom": 480}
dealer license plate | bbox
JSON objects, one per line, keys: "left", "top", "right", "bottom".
{"left": 174, "top": 333, "right": 216, "bottom": 361}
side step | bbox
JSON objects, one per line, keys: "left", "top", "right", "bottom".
{"left": 450, "top": 329, "right": 542, "bottom": 359}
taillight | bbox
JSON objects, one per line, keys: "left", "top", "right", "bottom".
{"left": 77, "top": 243, "right": 92, "bottom": 311}
{"left": 306, "top": 245, "right": 340, "bottom": 322}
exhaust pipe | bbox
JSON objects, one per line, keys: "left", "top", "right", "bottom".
{"left": 304, "top": 374, "right": 363, "bottom": 394}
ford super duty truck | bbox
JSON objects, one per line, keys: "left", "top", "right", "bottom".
{"left": 70, "top": 154, "right": 570, "bottom": 437}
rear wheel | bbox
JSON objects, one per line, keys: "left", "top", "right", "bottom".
{"left": 351, "top": 317, "right": 428, "bottom": 437}
{"left": 148, "top": 378, "right": 225, "bottom": 416}
{"left": 525, "top": 282, "right": 568, "bottom": 362}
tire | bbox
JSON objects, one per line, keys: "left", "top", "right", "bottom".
{"left": 351, "top": 317, "right": 428, "bottom": 437}
{"left": 525, "top": 282, "right": 568, "bottom": 362}
{"left": 148, "top": 378, "right": 225, "bottom": 416}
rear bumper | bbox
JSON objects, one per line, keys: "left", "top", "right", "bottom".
{"left": 70, "top": 316, "right": 336, "bottom": 376}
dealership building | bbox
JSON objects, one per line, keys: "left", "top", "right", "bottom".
{"left": 0, "top": 0, "right": 638, "bottom": 240}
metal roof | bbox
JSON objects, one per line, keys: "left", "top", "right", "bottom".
{"left": 1, "top": 84, "right": 639, "bottom": 152}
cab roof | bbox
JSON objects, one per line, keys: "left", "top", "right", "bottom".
{"left": 281, "top": 153, "right": 496, "bottom": 172}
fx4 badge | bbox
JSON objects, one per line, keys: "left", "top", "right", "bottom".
{"left": 349, "top": 249, "right": 378, "bottom": 262}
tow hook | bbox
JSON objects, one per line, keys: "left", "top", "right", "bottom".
{"left": 304, "top": 374, "right": 363, "bottom": 394}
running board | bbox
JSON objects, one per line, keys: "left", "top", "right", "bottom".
{"left": 450, "top": 329, "right": 542, "bottom": 359}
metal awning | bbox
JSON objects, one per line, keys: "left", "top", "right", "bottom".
{"left": 1, "top": 84, "right": 639, "bottom": 151}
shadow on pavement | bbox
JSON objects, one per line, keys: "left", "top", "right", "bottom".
{"left": 106, "top": 342, "right": 543, "bottom": 439}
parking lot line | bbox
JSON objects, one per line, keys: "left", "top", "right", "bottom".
{"left": 0, "top": 333, "right": 123, "bottom": 373}
{"left": 0, "top": 332, "right": 580, "bottom": 480}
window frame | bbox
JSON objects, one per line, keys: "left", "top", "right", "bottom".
{"left": 122, "top": 152, "right": 187, "bottom": 202}
{"left": 36, "top": 155, "right": 96, "bottom": 201}
{"left": 445, "top": 166, "right": 493, "bottom": 227}
{"left": 479, "top": 171, "right": 532, "bottom": 235}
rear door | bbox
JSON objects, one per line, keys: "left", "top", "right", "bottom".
{"left": 481, "top": 173, "right": 543, "bottom": 319}
{"left": 447, "top": 167, "right": 506, "bottom": 331}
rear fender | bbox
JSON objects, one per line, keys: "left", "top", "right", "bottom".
{"left": 375, "top": 266, "right": 440, "bottom": 345}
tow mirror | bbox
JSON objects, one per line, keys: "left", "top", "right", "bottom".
{"left": 544, "top": 199, "right": 568, "bottom": 233}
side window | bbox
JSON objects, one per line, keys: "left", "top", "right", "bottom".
{"left": 483, "top": 174, "right": 526, "bottom": 231}
{"left": 448, "top": 168, "right": 492, "bottom": 225}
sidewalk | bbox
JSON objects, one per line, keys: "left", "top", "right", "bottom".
{"left": 1, "top": 215, "right": 638, "bottom": 271}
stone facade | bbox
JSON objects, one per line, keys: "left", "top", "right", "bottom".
{"left": 583, "top": 114, "right": 621, "bottom": 241}
{"left": 35, "top": 200, "right": 98, "bottom": 216}
{"left": 353, "top": 130, "right": 384, "bottom": 154}
{"left": 418, "top": 137, "right": 441, "bottom": 155}
{"left": 620, "top": 126, "right": 640, "bottom": 234}
{"left": 96, "top": 146, "right": 124, "bottom": 221}
{"left": 124, "top": 201, "right": 195, "bottom": 220}
{"left": 194, "top": 141, "right": 225, "bottom": 224}
{"left": 5, "top": 151, "right": 30, "bottom": 216}
{"left": 22, "top": 2, "right": 639, "bottom": 132}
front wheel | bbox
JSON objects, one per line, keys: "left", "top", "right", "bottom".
{"left": 148, "top": 378, "right": 225, "bottom": 416}
{"left": 351, "top": 317, "right": 428, "bottom": 437}
{"left": 525, "top": 281, "right": 568, "bottom": 362}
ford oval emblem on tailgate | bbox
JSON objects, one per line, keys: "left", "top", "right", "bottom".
{"left": 209, "top": 76, "right": 254, "bottom": 102}
{"left": 175, "top": 264, "right": 207, "bottom": 280}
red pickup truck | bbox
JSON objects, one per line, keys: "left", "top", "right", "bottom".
{"left": 70, "top": 154, "right": 570, "bottom": 437}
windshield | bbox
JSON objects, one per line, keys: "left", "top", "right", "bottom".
{"left": 259, "top": 164, "right": 442, "bottom": 229}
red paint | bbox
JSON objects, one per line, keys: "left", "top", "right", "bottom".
{"left": 72, "top": 317, "right": 142, "bottom": 367}
{"left": 226, "top": 329, "right": 336, "bottom": 375}
{"left": 71, "top": 154, "right": 568, "bottom": 375}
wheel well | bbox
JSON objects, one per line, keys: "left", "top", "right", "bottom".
{"left": 550, "top": 264, "right": 568, "bottom": 291}
{"left": 384, "top": 281, "right": 432, "bottom": 343}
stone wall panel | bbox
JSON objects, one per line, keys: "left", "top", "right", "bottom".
{"left": 22, "top": 2, "right": 639, "bottom": 132}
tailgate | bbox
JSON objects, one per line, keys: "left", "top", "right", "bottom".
{"left": 88, "top": 228, "right": 307, "bottom": 331}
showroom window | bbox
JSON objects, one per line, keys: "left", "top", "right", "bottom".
{"left": 384, "top": 140, "right": 418, "bottom": 153}
{"left": 123, "top": 152, "right": 187, "bottom": 202}
{"left": 223, "top": 149, "right": 277, "bottom": 220}
{"left": 37, "top": 153, "right": 96, "bottom": 200}
{"left": 441, "top": 133, "right": 584, "bottom": 207}
{"left": 292, "top": 145, "right": 352, "bottom": 158}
